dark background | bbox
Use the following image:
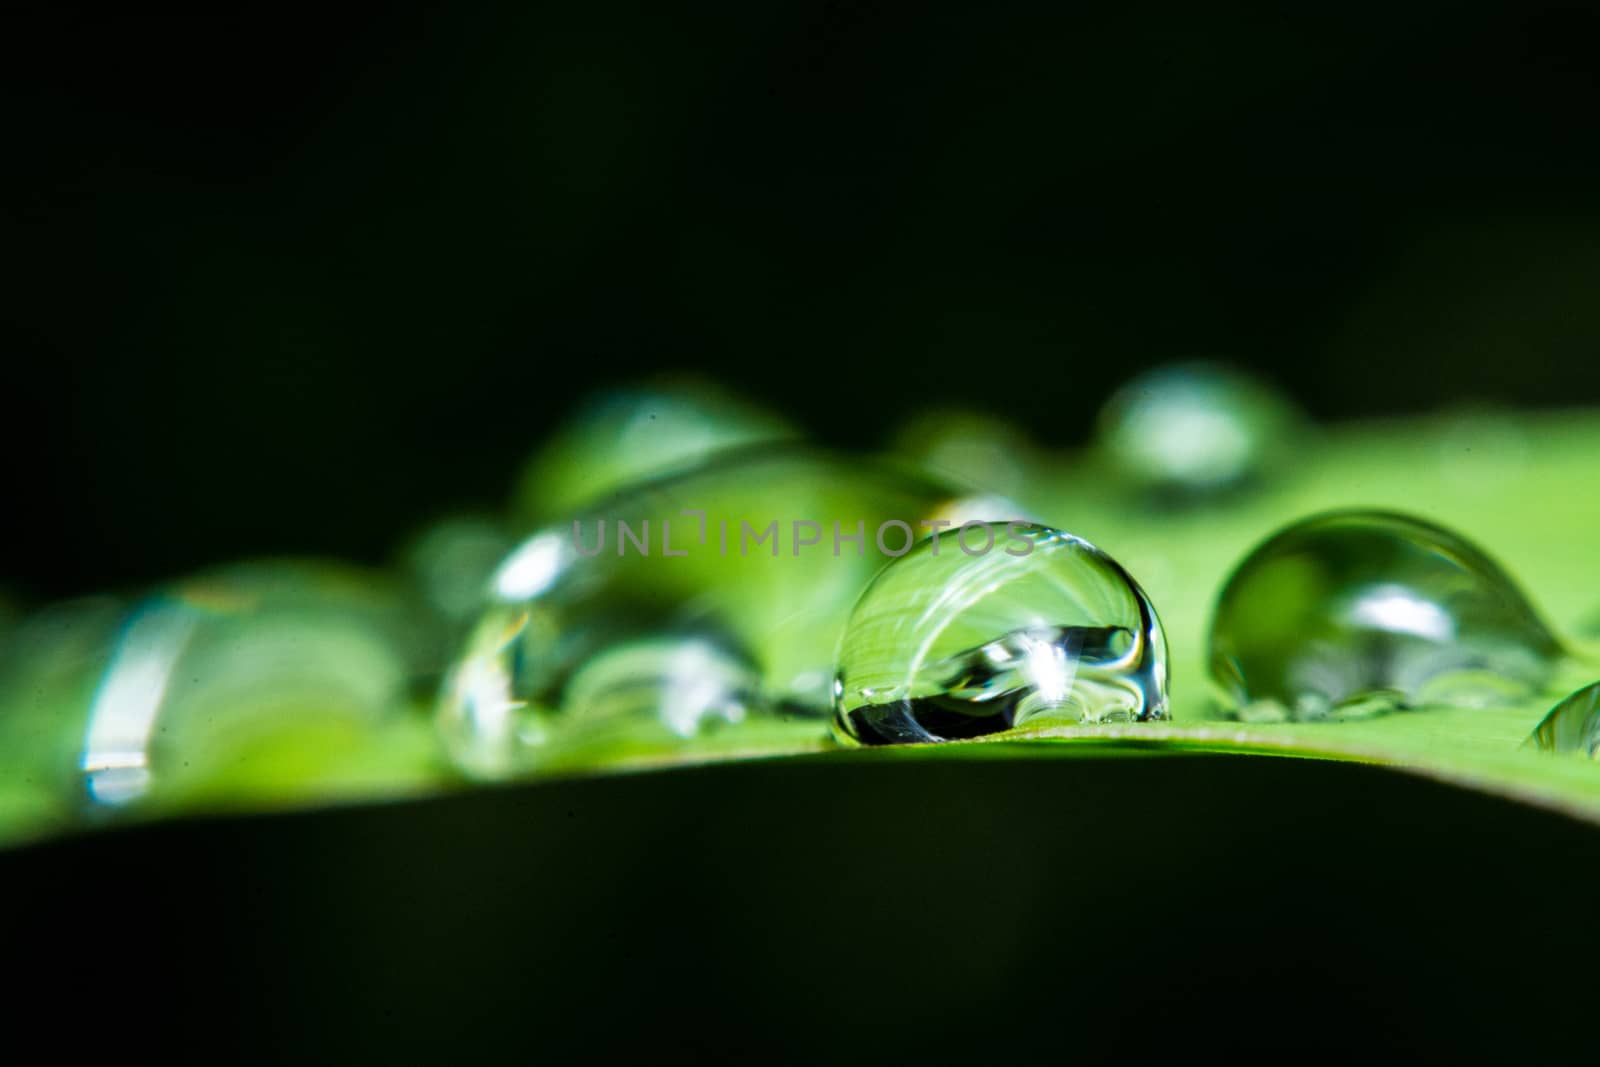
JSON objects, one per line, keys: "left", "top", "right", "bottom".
{"left": 7, "top": 2, "right": 1600, "bottom": 599}
{"left": 8, "top": 752, "right": 1599, "bottom": 1061}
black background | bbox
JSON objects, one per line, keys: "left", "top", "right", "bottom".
{"left": 7, "top": 2, "right": 1600, "bottom": 599}
{"left": 8, "top": 753, "right": 1598, "bottom": 1061}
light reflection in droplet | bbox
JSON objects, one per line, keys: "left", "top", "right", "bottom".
{"left": 494, "top": 531, "right": 569, "bottom": 601}
{"left": 1346, "top": 584, "right": 1456, "bottom": 643}
{"left": 81, "top": 604, "right": 196, "bottom": 806}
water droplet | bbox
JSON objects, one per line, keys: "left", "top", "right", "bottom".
{"left": 889, "top": 408, "right": 1039, "bottom": 501}
{"left": 1526, "top": 682, "right": 1600, "bottom": 757}
{"left": 399, "top": 514, "right": 514, "bottom": 625}
{"left": 524, "top": 634, "right": 765, "bottom": 769}
{"left": 1208, "top": 510, "right": 1562, "bottom": 722}
{"left": 440, "top": 448, "right": 1025, "bottom": 776}
{"left": 832, "top": 523, "right": 1169, "bottom": 745}
{"left": 1096, "top": 362, "right": 1303, "bottom": 501}
{"left": 512, "top": 379, "right": 797, "bottom": 522}
{"left": 0, "top": 562, "right": 436, "bottom": 815}
{"left": 91, "top": 563, "right": 434, "bottom": 810}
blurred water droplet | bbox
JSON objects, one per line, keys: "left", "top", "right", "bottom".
{"left": 889, "top": 408, "right": 1038, "bottom": 500}
{"left": 1526, "top": 682, "right": 1600, "bottom": 756}
{"left": 512, "top": 379, "right": 797, "bottom": 522}
{"left": 1209, "top": 511, "right": 1561, "bottom": 722}
{"left": 1096, "top": 362, "right": 1303, "bottom": 502}
{"left": 555, "top": 635, "right": 763, "bottom": 755}
{"left": 441, "top": 448, "right": 1027, "bottom": 776}
{"left": 832, "top": 523, "right": 1168, "bottom": 745}
{"left": 82, "top": 561, "right": 441, "bottom": 811}
{"left": 0, "top": 562, "right": 441, "bottom": 828}
{"left": 400, "top": 514, "right": 514, "bottom": 625}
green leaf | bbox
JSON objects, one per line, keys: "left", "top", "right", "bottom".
{"left": 5, "top": 409, "right": 1600, "bottom": 845}
{"left": 526, "top": 410, "right": 1600, "bottom": 822}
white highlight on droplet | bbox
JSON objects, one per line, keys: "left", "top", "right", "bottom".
{"left": 1348, "top": 583, "right": 1455, "bottom": 642}
{"left": 494, "top": 531, "right": 567, "bottom": 600}
{"left": 81, "top": 604, "right": 197, "bottom": 806}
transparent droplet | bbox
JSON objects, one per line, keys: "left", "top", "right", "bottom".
{"left": 105, "top": 561, "right": 444, "bottom": 810}
{"left": 440, "top": 447, "right": 1025, "bottom": 777}
{"left": 1526, "top": 682, "right": 1600, "bottom": 757}
{"left": 0, "top": 561, "right": 440, "bottom": 824}
{"left": 532, "top": 634, "right": 767, "bottom": 769}
{"left": 889, "top": 408, "right": 1039, "bottom": 501}
{"left": 512, "top": 378, "right": 797, "bottom": 522}
{"left": 1208, "top": 510, "right": 1562, "bottom": 722}
{"left": 1096, "top": 362, "right": 1303, "bottom": 501}
{"left": 832, "top": 523, "right": 1169, "bottom": 745}
{"left": 399, "top": 514, "right": 514, "bottom": 625}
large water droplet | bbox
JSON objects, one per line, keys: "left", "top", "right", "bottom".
{"left": 1526, "top": 682, "right": 1600, "bottom": 757}
{"left": 90, "top": 563, "right": 434, "bottom": 809}
{"left": 0, "top": 562, "right": 438, "bottom": 818}
{"left": 1096, "top": 362, "right": 1303, "bottom": 501}
{"left": 1208, "top": 510, "right": 1562, "bottom": 722}
{"left": 512, "top": 379, "right": 797, "bottom": 522}
{"left": 832, "top": 523, "right": 1169, "bottom": 745}
{"left": 440, "top": 447, "right": 1022, "bottom": 776}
